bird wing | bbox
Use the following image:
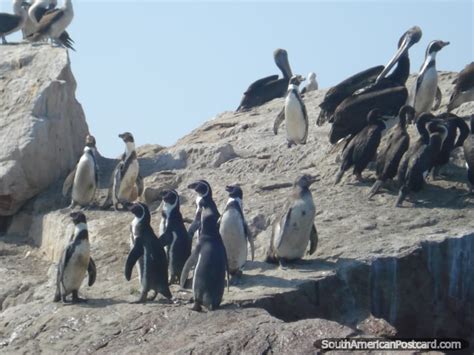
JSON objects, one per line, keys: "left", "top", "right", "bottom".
{"left": 179, "top": 244, "right": 201, "bottom": 288}
{"left": 244, "top": 222, "right": 255, "bottom": 261}
{"left": 432, "top": 86, "right": 442, "bottom": 110}
{"left": 275, "top": 206, "right": 292, "bottom": 250}
{"left": 57, "top": 241, "right": 75, "bottom": 290}
{"left": 308, "top": 224, "right": 318, "bottom": 255}
{"left": 0, "top": 14, "right": 22, "bottom": 32}
{"left": 273, "top": 106, "right": 285, "bottom": 135}
{"left": 136, "top": 174, "right": 144, "bottom": 197}
{"left": 244, "top": 75, "right": 280, "bottom": 95}
{"left": 35, "top": 9, "right": 63, "bottom": 34}
{"left": 112, "top": 162, "right": 124, "bottom": 203}
{"left": 87, "top": 257, "right": 96, "bottom": 286}
{"left": 187, "top": 207, "right": 202, "bottom": 239}
{"left": 295, "top": 92, "right": 309, "bottom": 143}
{"left": 124, "top": 238, "right": 144, "bottom": 281}
{"left": 62, "top": 167, "right": 76, "bottom": 197}
{"left": 58, "top": 31, "right": 75, "bottom": 51}
{"left": 453, "top": 116, "right": 470, "bottom": 148}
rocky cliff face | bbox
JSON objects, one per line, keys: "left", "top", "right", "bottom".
{"left": 0, "top": 45, "right": 88, "bottom": 217}
{"left": 1, "top": 45, "right": 473, "bottom": 353}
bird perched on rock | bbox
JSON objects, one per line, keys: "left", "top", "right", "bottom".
{"left": 463, "top": 115, "right": 474, "bottom": 194}
{"left": 53, "top": 211, "right": 96, "bottom": 303}
{"left": 448, "top": 62, "right": 474, "bottom": 112}
{"left": 301, "top": 72, "right": 318, "bottom": 94}
{"left": 334, "top": 109, "right": 386, "bottom": 184}
{"left": 266, "top": 175, "right": 318, "bottom": 269}
{"left": 273, "top": 75, "right": 309, "bottom": 148}
{"left": 0, "top": 0, "right": 28, "bottom": 44}
{"left": 187, "top": 180, "right": 219, "bottom": 240}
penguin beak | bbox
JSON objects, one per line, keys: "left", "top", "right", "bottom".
{"left": 307, "top": 175, "right": 319, "bottom": 186}
{"left": 440, "top": 41, "right": 450, "bottom": 48}
{"left": 225, "top": 185, "right": 234, "bottom": 193}
{"left": 124, "top": 202, "right": 134, "bottom": 211}
{"left": 187, "top": 182, "right": 198, "bottom": 190}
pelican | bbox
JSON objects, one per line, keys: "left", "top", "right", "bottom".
{"left": 448, "top": 62, "right": 474, "bottom": 112}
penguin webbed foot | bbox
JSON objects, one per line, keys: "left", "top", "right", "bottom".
{"left": 230, "top": 271, "right": 243, "bottom": 285}
{"left": 72, "top": 291, "right": 88, "bottom": 304}
{"left": 279, "top": 259, "right": 289, "bottom": 270}
{"left": 191, "top": 302, "right": 202, "bottom": 312}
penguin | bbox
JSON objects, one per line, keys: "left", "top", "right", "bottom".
{"left": 187, "top": 180, "right": 220, "bottom": 239}
{"left": 396, "top": 118, "right": 447, "bottom": 207}
{"left": 157, "top": 189, "right": 191, "bottom": 284}
{"left": 180, "top": 195, "right": 228, "bottom": 311}
{"left": 334, "top": 109, "right": 386, "bottom": 184}
{"left": 411, "top": 40, "right": 449, "bottom": 116}
{"left": 104, "top": 132, "right": 144, "bottom": 210}
{"left": 62, "top": 135, "right": 98, "bottom": 209}
{"left": 273, "top": 75, "right": 309, "bottom": 148}
{"left": 53, "top": 211, "right": 96, "bottom": 303}
{"left": 463, "top": 115, "right": 474, "bottom": 194}
{"left": 125, "top": 202, "right": 172, "bottom": 303}
{"left": 266, "top": 175, "right": 318, "bottom": 269}
{"left": 368, "top": 105, "right": 414, "bottom": 198}
{"left": 301, "top": 72, "right": 318, "bottom": 95}
{"left": 429, "top": 113, "right": 470, "bottom": 179}
{"left": 218, "top": 185, "right": 255, "bottom": 282}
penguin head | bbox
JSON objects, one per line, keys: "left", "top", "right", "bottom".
{"left": 187, "top": 180, "right": 212, "bottom": 198}
{"left": 426, "top": 40, "right": 450, "bottom": 57}
{"left": 288, "top": 75, "right": 304, "bottom": 89}
{"left": 398, "top": 105, "right": 415, "bottom": 125}
{"left": 162, "top": 189, "right": 180, "bottom": 210}
{"left": 225, "top": 185, "right": 243, "bottom": 199}
{"left": 69, "top": 211, "right": 87, "bottom": 225}
{"left": 85, "top": 135, "right": 96, "bottom": 148}
{"left": 118, "top": 132, "right": 134, "bottom": 143}
{"left": 294, "top": 175, "right": 318, "bottom": 189}
{"left": 127, "top": 202, "right": 150, "bottom": 224}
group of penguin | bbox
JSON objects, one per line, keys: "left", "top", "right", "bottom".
{"left": 0, "top": 0, "right": 74, "bottom": 49}
{"left": 56, "top": 133, "right": 319, "bottom": 311}
{"left": 244, "top": 27, "right": 474, "bottom": 206}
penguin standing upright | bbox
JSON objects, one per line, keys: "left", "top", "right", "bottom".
{"left": 187, "top": 180, "right": 220, "bottom": 239}
{"left": 411, "top": 40, "right": 449, "bottom": 115}
{"left": 62, "top": 135, "right": 98, "bottom": 208}
{"left": 266, "top": 175, "right": 318, "bottom": 269}
{"left": 104, "top": 132, "right": 144, "bottom": 210}
{"left": 125, "top": 202, "right": 172, "bottom": 303}
{"left": 180, "top": 190, "right": 228, "bottom": 312}
{"left": 273, "top": 76, "right": 309, "bottom": 148}
{"left": 463, "top": 115, "right": 474, "bottom": 194}
{"left": 157, "top": 189, "right": 191, "bottom": 284}
{"left": 219, "top": 185, "right": 255, "bottom": 282}
{"left": 54, "top": 211, "right": 96, "bottom": 303}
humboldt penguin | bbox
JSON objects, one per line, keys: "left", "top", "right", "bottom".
{"left": 157, "top": 189, "right": 191, "bottom": 284}
{"left": 463, "top": 115, "right": 474, "bottom": 194}
{"left": 53, "top": 211, "right": 96, "bottom": 303}
{"left": 448, "top": 62, "right": 474, "bottom": 112}
{"left": 334, "top": 109, "right": 386, "bottom": 184}
{"left": 429, "top": 113, "right": 469, "bottom": 178}
{"left": 187, "top": 180, "right": 219, "bottom": 239}
{"left": 273, "top": 76, "right": 309, "bottom": 148}
{"left": 0, "top": 0, "right": 28, "bottom": 44}
{"left": 180, "top": 195, "right": 228, "bottom": 311}
{"left": 396, "top": 117, "right": 447, "bottom": 207}
{"left": 411, "top": 40, "right": 449, "bottom": 115}
{"left": 125, "top": 202, "right": 172, "bottom": 303}
{"left": 368, "top": 105, "right": 414, "bottom": 198}
{"left": 219, "top": 185, "right": 254, "bottom": 282}
{"left": 26, "top": 0, "right": 74, "bottom": 49}
{"left": 62, "top": 135, "right": 98, "bottom": 209}
{"left": 104, "top": 132, "right": 143, "bottom": 210}
{"left": 301, "top": 72, "right": 318, "bottom": 95}
{"left": 320, "top": 26, "right": 421, "bottom": 142}
{"left": 236, "top": 49, "right": 303, "bottom": 112}
{"left": 266, "top": 175, "right": 318, "bottom": 268}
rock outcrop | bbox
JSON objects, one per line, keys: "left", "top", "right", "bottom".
{"left": 0, "top": 45, "right": 88, "bottom": 216}
{"left": 1, "top": 43, "right": 474, "bottom": 354}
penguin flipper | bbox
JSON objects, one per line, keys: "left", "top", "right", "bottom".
{"left": 125, "top": 240, "right": 144, "bottom": 281}
{"left": 187, "top": 208, "right": 202, "bottom": 239}
{"left": 275, "top": 207, "right": 292, "bottom": 250}
{"left": 113, "top": 163, "right": 124, "bottom": 205}
{"left": 433, "top": 86, "right": 442, "bottom": 111}
{"left": 136, "top": 174, "right": 144, "bottom": 198}
{"left": 87, "top": 257, "right": 97, "bottom": 286}
{"left": 158, "top": 229, "right": 173, "bottom": 247}
{"left": 273, "top": 107, "right": 285, "bottom": 135}
{"left": 244, "top": 223, "right": 255, "bottom": 261}
{"left": 308, "top": 224, "right": 319, "bottom": 255}
{"left": 179, "top": 245, "right": 201, "bottom": 288}
{"left": 62, "top": 167, "right": 76, "bottom": 197}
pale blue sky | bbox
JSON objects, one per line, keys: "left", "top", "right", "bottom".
{"left": 2, "top": 1, "right": 473, "bottom": 156}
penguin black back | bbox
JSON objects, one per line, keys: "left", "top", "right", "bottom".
{"left": 463, "top": 115, "right": 474, "bottom": 194}
{"left": 125, "top": 202, "right": 172, "bottom": 303}
{"left": 187, "top": 180, "right": 220, "bottom": 239}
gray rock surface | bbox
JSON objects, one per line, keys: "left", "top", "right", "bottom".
{"left": 0, "top": 45, "right": 88, "bottom": 216}
{"left": 1, "top": 46, "right": 474, "bottom": 354}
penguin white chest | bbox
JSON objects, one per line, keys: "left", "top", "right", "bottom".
{"left": 276, "top": 196, "right": 315, "bottom": 260}
{"left": 118, "top": 159, "right": 139, "bottom": 201}
{"left": 72, "top": 155, "right": 96, "bottom": 205}
{"left": 219, "top": 209, "right": 247, "bottom": 272}
{"left": 62, "top": 240, "right": 90, "bottom": 293}
{"left": 285, "top": 93, "right": 306, "bottom": 143}
{"left": 415, "top": 67, "right": 438, "bottom": 114}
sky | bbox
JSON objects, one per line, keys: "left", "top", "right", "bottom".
{"left": 1, "top": 0, "right": 473, "bottom": 157}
